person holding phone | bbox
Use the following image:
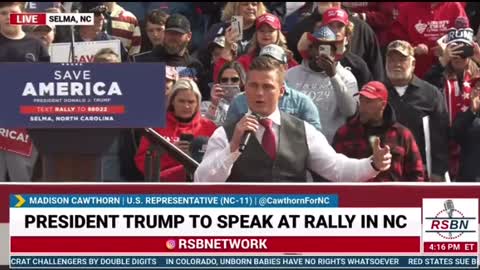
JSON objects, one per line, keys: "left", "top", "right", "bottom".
{"left": 135, "top": 78, "right": 217, "bottom": 182}
{"left": 287, "top": 2, "right": 384, "bottom": 82}
{"left": 204, "top": 2, "right": 268, "bottom": 57}
{"left": 424, "top": 26, "right": 480, "bottom": 180}
{"left": 287, "top": 25, "right": 358, "bottom": 143}
{"left": 213, "top": 13, "right": 298, "bottom": 82}
{"left": 201, "top": 61, "right": 247, "bottom": 126}
{"left": 320, "top": 7, "right": 375, "bottom": 89}
{"left": 390, "top": 2, "right": 468, "bottom": 79}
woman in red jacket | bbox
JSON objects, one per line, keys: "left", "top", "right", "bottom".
{"left": 213, "top": 13, "right": 298, "bottom": 81}
{"left": 135, "top": 78, "right": 217, "bottom": 181}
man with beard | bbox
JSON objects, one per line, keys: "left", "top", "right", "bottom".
{"left": 383, "top": 40, "right": 449, "bottom": 181}
{"left": 134, "top": 14, "right": 208, "bottom": 99}
{"left": 286, "top": 25, "right": 358, "bottom": 144}
{"left": 333, "top": 81, "right": 425, "bottom": 182}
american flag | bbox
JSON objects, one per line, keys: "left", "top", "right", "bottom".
{"left": 313, "top": 26, "right": 337, "bottom": 42}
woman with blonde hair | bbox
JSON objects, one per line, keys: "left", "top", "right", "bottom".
{"left": 213, "top": 13, "right": 298, "bottom": 81}
{"left": 135, "top": 78, "right": 217, "bottom": 182}
{"left": 204, "top": 2, "right": 268, "bottom": 56}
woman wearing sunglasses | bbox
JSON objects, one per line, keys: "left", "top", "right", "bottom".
{"left": 201, "top": 61, "right": 246, "bottom": 126}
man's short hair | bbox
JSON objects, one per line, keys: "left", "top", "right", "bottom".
{"left": 146, "top": 9, "right": 169, "bottom": 26}
{"left": 93, "top": 48, "right": 120, "bottom": 63}
{"left": 249, "top": 56, "right": 285, "bottom": 84}
{"left": 0, "top": 2, "right": 25, "bottom": 11}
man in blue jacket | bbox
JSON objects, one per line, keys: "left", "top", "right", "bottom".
{"left": 225, "top": 44, "right": 322, "bottom": 131}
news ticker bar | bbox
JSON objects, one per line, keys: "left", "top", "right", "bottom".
{"left": 9, "top": 256, "right": 479, "bottom": 269}
{"left": 9, "top": 194, "right": 338, "bottom": 208}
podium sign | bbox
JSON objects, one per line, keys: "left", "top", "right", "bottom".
{"left": 50, "top": 40, "right": 122, "bottom": 63}
{"left": 0, "top": 63, "right": 166, "bottom": 128}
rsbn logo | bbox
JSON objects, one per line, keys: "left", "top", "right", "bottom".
{"left": 423, "top": 198, "right": 478, "bottom": 242}
{"left": 425, "top": 200, "right": 475, "bottom": 240}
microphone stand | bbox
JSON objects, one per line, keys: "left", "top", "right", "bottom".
{"left": 69, "top": 24, "right": 76, "bottom": 63}
{"left": 142, "top": 128, "right": 199, "bottom": 181}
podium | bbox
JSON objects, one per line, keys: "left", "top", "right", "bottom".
{"left": 28, "top": 129, "right": 121, "bottom": 181}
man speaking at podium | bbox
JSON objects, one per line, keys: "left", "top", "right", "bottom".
{"left": 194, "top": 56, "right": 391, "bottom": 182}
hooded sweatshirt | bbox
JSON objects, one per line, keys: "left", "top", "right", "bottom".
{"left": 285, "top": 60, "right": 358, "bottom": 143}
{"left": 135, "top": 111, "right": 217, "bottom": 181}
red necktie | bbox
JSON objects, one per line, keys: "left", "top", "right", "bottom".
{"left": 259, "top": 118, "right": 276, "bottom": 160}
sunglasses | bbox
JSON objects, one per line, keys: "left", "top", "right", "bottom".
{"left": 220, "top": 77, "right": 240, "bottom": 84}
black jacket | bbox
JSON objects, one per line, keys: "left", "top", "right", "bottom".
{"left": 424, "top": 64, "right": 447, "bottom": 90}
{"left": 467, "top": 2, "right": 480, "bottom": 37}
{"left": 340, "top": 51, "right": 373, "bottom": 89}
{"left": 385, "top": 76, "right": 450, "bottom": 178}
{"left": 452, "top": 109, "right": 480, "bottom": 181}
{"left": 287, "top": 10, "right": 384, "bottom": 82}
{"left": 133, "top": 45, "right": 209, "bottom": 100}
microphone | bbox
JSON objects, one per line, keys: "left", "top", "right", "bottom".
{"left": 190, "top": 136, "right": 209, "bottom": 163}
{"left": 239, "top": 113, "right": 260, "bottom": 152}
{"left": 444, "top": 200, "right": 455, "bottom": 237}
{"left": 444, "top": 199, "right": 454, "bottom": 218}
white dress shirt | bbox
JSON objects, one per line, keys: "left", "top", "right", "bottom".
{"left": 194, "top": 108, "right": 379, "bottom": 182}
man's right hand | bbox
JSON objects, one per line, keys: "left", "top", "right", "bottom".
{"left": 230, "top": 114, "right": 259, "bottom": 153}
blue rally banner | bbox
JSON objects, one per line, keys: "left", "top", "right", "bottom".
{"left": 0, "top": 63, "right": 166, "bottom": 128}
{"left": 24, "top": 2, "right": 62, "bottom": 12}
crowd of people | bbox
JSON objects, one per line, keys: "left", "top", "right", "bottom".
{"left": 2, "top": 2, "right": 480, "bottom": 182}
